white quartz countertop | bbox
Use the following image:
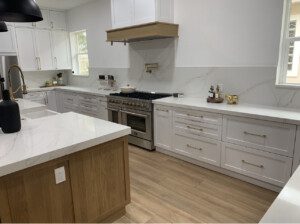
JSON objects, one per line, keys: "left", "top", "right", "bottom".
{"left": 28, "top": 86, "right": 118, "bottom": 97}
{"left": 153, "top": 97, "right": 300, "bottom": 125}
{"left": 0, "top": 112, "right": 131, "bottom": 177}
{"left": 260, "top": 166, "right": 300, "bottom": 223}
{"left": 15, "top": 98, "right": 47, "bottom": 114}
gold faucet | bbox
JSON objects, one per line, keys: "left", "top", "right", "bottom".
{"left": 8, "top": 65, "right": 27, "bottom": 100}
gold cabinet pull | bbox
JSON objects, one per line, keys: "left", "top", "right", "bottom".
{"left": 242, "top": 160, "right": 264, "bottom": 169}
{"left": 187, "top": 126, "right": 203, "bottom": 132}
{"left": 243, "top": 131, "right": 267, "bottom": 138}
{"left": 187, "top": 144, "right": 202, "bottom": 151}
{"left": 156, "top": 109, "right": 169, "bottom": 112}
{"left": 186, "top": 114, "right": 203, "bottom": 118}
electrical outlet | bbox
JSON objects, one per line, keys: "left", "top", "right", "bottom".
{"left": 54, "top": 166, "right": 66, "bottom": 184}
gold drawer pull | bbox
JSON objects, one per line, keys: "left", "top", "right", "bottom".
{"left": 242, "top": 160, "right": 264, "bottom": 169}
{"left": 156, "top": 109, "right": 169, "bottom": 112}
{"left": 243, "top": 131, "right": 267, "bottom": 138}
{"left": 187, "top": 144, "right": 202, "bottom": 150}
{"left": 187, "top": 126, "right": 203, "bottom": 132}
{"left": 187, "top": 114, "right": 203, "bottom": 118}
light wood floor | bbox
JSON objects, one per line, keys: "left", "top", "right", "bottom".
{"left": 115, "top": 145, "right": 278, "bottom": 223}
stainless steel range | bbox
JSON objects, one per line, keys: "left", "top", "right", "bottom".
{"left": 107, "top": 91, "right": 171, "bottom": 150}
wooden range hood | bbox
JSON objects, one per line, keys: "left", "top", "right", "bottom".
{"left": 106, "top": 22, "right": 179, "bottom": 44}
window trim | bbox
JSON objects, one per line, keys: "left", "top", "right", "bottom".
{"left": 70, "top": 30, "right": 90, "bottom": 77}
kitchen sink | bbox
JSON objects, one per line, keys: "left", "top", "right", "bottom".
{"left": 22, "top": 110, "right": 59, "bottom": 120}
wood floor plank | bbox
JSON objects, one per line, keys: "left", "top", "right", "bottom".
{"left": 115, "top": 145, "right": 278, "bottom": 223}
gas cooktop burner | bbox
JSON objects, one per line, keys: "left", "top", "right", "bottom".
{"left": 110, "top": 91, "right": 171, "bottom": 101}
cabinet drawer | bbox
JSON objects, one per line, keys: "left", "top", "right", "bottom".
{"left": 78, "top": 94, "right": 100, "bottom": 105}
{"left": 175, "top": 122, "right": 221, "bottom": 141}
{"left": 174, "top": 109, "right": 222, "bottom": 126}
{"left": 79, "top": 103, "right": 99, "bottom": 115}
{"left": 221, "top": 143, "right": 292, "bottom": 187}
{"left": 223, "top": 116, "right": 296, "bottom": 157}
{"left": 174, "top": 134, "right": 221, "bottom": 166}
{"left": 62, "top": 93, "right": 78, "bottom": 105}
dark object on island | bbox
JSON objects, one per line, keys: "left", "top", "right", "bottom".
{"left": 0, "top": 21, "right": 8, "bottom": 32}
{"left": 0, "top": 0, "right": 43, "bottom": 22}
{"left": 0, "top": 90, "right": 21, "bottom": 133}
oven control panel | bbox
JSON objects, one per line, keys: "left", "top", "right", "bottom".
{"left": 107, "top": 97, "right": 152, "bottom": 112}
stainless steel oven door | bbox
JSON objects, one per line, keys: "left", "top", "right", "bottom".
{"left": 121, "top": 109, "right": 152, "bottom": 141}
{"left": 108, "top": 107, "right": 122, "bottom": 124}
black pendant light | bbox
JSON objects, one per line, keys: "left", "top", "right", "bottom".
{"left": 0, "top": 0, "right": 43, "bottom": 22}
{"left": 0, "top": 21, "right": 7, "bottom": 32}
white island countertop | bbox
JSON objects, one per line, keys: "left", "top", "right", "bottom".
{"left": 0, "top": 112, "right": 131, "bottom": 177}
{"left": 260, "top": 165, "right": 300, "bottom": 223}
{"left": 154, "top": 97, "right": 300, "bottom": 125}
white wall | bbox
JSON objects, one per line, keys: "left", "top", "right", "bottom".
{"left": 174, "top": 0, "right": 283, "bottom": 67}
{"left": 66, "top": 0, "right": 300, "bottom": 108}
{"left": 67, "top": 0, "right": 129, "bottom": 68}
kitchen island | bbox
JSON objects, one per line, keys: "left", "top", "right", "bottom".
{"left": 0, "top": 110, "right": 131, "bottom": 223}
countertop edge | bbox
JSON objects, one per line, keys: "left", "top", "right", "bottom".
{"left": 0, "top": 128, "right": 131, "bottom": 178}
{"left": 153, "top": 99, "right": 300, "bottom": 125}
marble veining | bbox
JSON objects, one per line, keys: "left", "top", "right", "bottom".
{"left": 0, "top": 112, "right": 131, "bottom": 177}
{"left": 66, "top": 39, "right": 300, "bottom": 109}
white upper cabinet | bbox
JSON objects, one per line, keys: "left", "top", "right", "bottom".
{"left": 14, "top": 9, "right": 70, "bottom": 71}
{"left": 35, "top": 29, "right": 54, "bottom": 70}
{"left": 15, "top": 28, "right": 38, "bottom": 71}
{"left": 50, "top": 11, "right": 67, "bottom": 30}
{"left": 134, "top": 0, "right": 156, "bottom": 24}
{"left": 51, "top": 30, "right": 71, "bottom": 70}
{"left": 111, "top": 0, "right": 134, "bottom": 29}
{"left": 111, "top": 0, "right": 174, "bottom": 29}
{"left": 0, "top": 25, "right": 17, "bottom": 55}
{"left": 36, "top": 9, "right": 51, "bottom": 29}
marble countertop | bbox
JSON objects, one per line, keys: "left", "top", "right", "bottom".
{"left": 153, "top": 97, "right": 300, "bottom": 125}
{"left": 0, "top": 112, "right": 131, "bottom": 177}
{"left": 260, "top": 165, "right": 300, "bottom": 223}
{"left": 28, "top": 86, "right": 118, "bottom": 97}
{"left": 16, "top": 98, "right": 47, "bottom": 114}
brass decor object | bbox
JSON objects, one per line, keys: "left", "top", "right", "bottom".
{"left": 225, "top": 95, "right": 239, "bottom": 105}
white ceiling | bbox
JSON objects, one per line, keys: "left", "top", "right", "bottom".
{"left": 36, "top": 0, "right": 95, "bottom": 10}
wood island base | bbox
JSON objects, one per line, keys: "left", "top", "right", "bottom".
{"left": 0, "top": 137, "right": 130, "bottom": 223}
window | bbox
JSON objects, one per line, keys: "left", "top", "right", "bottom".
{"left": 277, "top": 0, "right": 300, "bottom": 86}
{"left": 70, "top": 30, "right": 89, "bottom": 76}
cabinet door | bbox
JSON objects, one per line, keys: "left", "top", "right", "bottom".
{"left": 50, "top": 11, "right": 67, "bottom": 30}
{"left": 15, "top": 28, "right": 38, "bottom": 71}
{"left": 111, "top": 0, "right": 134, "bottom": 28}
{"left": 51, "top": 30, "right": 71, "bottom": 70}
{"left": 4, "top": 161, "right": 75, "bottom": 223}
{"left": 154, "top": 106, "right": 172, "bottom": 151}
{"left": 156, "top": 0, "right": 174, "bottom": 22}
{"left": 36, "top": 9, "right": 50, "bottom": 29}
{"left": 35, "top": 29, "right": 54, "bottom": 70}
{"left": 0, "top": 180, "right": 12, "bottom": 223}
{"left": 0, "top": 25, "right": 16, "bottom": 54}
{"left": 14, "top": 22, "right": 35, "bottom": 28}
{"left": 99, "top": 100, "right": 108, "bottom": 120}
{"left": 69, "top": 139, "right": 130, "bottom": 222}
{"left": 46, "top": 91, "right": 58, "bottom": 112}
{"left": 134, "top": 0, "right": 156, "bottom": 25}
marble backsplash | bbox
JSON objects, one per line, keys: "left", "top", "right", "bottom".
{"left": 68, "top": 39, "right": 300, "bottom": 109}
{"left": 24, "top": 71, "right": 69, "bottom": 89}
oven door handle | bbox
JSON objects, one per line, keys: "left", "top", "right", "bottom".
{"left": 120, "top": 110, "right": 148, "bottom": 118}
